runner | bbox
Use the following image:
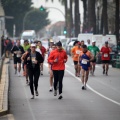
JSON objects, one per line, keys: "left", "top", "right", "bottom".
{"left": 37, "top": 41, "right": 46, "bottom": 75}
{"left": 21, "top": 40, "right": 30, "bottom": 84}
{"left": 11, "top": 39, "right": 24, "bottom": 76}
{"left": 48, "top": 41, "right": 68, "bottom": 99}
{"left": 48, "top": 44, "right": 56, "bottom": 92}
{"left": 71, "top": 42, "right": 82, "bottom": 77}
{"left": 88, "top": 40, "right": 100, "bottom": 75}
{"left": 78, "top": 45, "right": 94, "bottom": 90}
{"left": 24, "top": 43, "right": 43, "bottom": 99}
{"left": 85, "top": 39, "right": 91, "bottom": 47}
{"left": 100, "top": 41, "right": 112, "bottom": 76}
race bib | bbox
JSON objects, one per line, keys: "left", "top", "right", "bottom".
{"left": 31, "top": 57, "right": 36, "bottom": 63}
{"left": 76, "top": 50, "right": 81, "bottom": 55}
{"left": 104, "top": 54, "right": 108, "bottom": 57}
{"left": 16, "top": 51, "right": 21, "bottom": 57}
{"left": 81, "top": 59, "right": 87, "bottom": 64}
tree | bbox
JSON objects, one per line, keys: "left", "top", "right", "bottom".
{"left": 1, "top": 0, "right": 32, "bottom": 36}
{"left": 74, "top": 0, "right": 80, "bottom": 37}
{"left": 24, "top": 9, "right": 50, "bottom": 32}
{"left": 88, "top": 0, "right": 96, "bottom": 34}
{"left": 102, "top": 0, "right": 108, "bottom": 34}
{"left": 81, "top": 0, "right": 87, "bottom": 33}
{"left": 115, "top": 0, "right": 119, "bottom": 50}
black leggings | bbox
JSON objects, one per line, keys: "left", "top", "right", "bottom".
{"left": 53, "top": 70, "right": 64, "bottom": 95}
{"left": 28, "top": 69, "right": 40, "bottom": 95}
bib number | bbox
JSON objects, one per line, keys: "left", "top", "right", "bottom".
{"left": 16, "top": 51, "right": 21, "bottom": 57}
{"left": 76, "top": 50, "right": 80, "bottom": 55}
{"left": 81, "top": 59, "right": 87, "bottom": 64}
{"left": 32, "top": 57, "right": 36, "bottom": 63}
{"left": 104, "top": 54, "right": 108, "bottom": 57}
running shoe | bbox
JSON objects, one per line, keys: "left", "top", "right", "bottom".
{"left": 49, "top": 87, "right": 53, "bottom": 92}
{"left": 31, "top": 95, "right": 34, "bottom": 99}
{"left": 106, "top": 72, "right": 108, "bottom": 76}
{"left": 54, "top": 90, "right": 57, "bottom": 96}
{"left": 58, "top": 94, "right": 63, "bottom": 99}
{"left": 35, "top": 91, "right": 39, "bottom": 96}
{"left": 41, "top": 71, "right": 43, "bottom": 75}
{"left": 81, "top": 85, "right": 85, "bottom": 90}
{"left": 18, "top": 72, "right": 20, "bottom": 77}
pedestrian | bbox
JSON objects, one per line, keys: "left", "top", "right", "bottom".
{"left": 48, "top": 41, "right": 68, "bottom": 99}
{"left": 24, "top": 43, "right": 43, "bottom": 99}
{"left": 100, "top": 41, "right": 112, "bottom": 75}
{"left": 48, "top": 44, "right": 56, "bottom": 92}
{"left": 5, "top": 38, "right": 13, "bottom": 58}
{"left": 85, "top": 39, "right": 91, "bottom": 47}
{"left": 37, "top": 41, "right": 46, "bottom": 75}
{"left": 78, "top": 45, "right": 94, "bottom": 90}
{"left": 71, "top": 41, "right": 82, "bottom": 77}
{"left": 11, "top": 39, "right": 24, "bottom": 76}
{"left": 88, "top": 40, "right": 100, "bottom": 75}
{"left": 22, "top": 40, "right": 30, "bottom": 83}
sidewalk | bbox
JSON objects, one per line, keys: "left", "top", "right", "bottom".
{"left": 0, "top": 58, "right": 9, "bottom": 116}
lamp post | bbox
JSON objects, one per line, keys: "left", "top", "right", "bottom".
{"left": 22, "top": 10, "right": 35, "bottom": 31}
{"left": 40, "top": 6, "right": 66, "bottom": 35}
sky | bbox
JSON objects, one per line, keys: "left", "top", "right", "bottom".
{"left": 32, "top": 0, "right": 83, "bottom": 24}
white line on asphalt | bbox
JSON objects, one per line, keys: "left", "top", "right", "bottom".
{"left": 65, "top": 69, "right": 120, "bottom": 106}
{"left": 7, "top": 114, "right": 15, "bottom": 120}
{"left": 44, "top": 63, "right": 120, "bottom": 106}
{"left": 20, "top": 77, "right": 36, "bottom": 120}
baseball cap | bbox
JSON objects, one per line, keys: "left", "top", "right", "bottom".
{"left": 92, "top": 40, "right": 96, "bottom": 43}
{"left": 50, "top": 39, "right": 54, "bottom": 42}
{"left": 56, "top": 41, "right": 62, "bottom": 46}
{"left": 31, "top": 43, "right": 36, "bottom": 47}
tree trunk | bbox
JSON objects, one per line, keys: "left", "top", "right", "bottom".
{"left": 70, "top": 0, "right": 73, "bottom": 37}
{"left": 88, "top": 0, "right": 96, "bottom": 34}
{"left": 115, "top": 0, "right": 119, "bottom": 51}
{"left": 64, "top": 0, "right": 68, "bottom": 36}
{"left": 100, "top": 7, "right": 104, "bottom": 34}
{"left": 74, "top": 0, "right": 80, "bottom": 37}
{"left": 82, "top": 0, "right": 87, "bottom": 33}
{"left": 102, "top": 0, "right": 108, "bottom": 34}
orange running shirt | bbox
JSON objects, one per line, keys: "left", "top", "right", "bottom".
{"left": 71, "top": 46, "right": 83, "bottom": 61}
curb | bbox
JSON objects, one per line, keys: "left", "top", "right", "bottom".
{"left": 0, "top": 58, "right": 9, "bottom": 116}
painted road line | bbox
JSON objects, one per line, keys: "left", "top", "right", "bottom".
{"left": 20, "top": 77, "right": 36, "bottom": 120}
{"left": 7, "top": 114, "right": 15, "bottom": 120}
{"left": 65, "top": 69, "right": 120, "bottom": 106}
{"left": 44, "top": 62, "right": 120, "bottom": 106}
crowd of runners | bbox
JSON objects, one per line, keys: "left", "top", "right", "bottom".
{"left": 8, "top": 38, "right": 111, "bottom": 99}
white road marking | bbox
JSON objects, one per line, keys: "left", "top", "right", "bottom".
{"left": 44, "top": 63, "right": 120, "bottom": 106}
{"left": 20, "top": 77, "right": 36, "bottom": 120}
{"left": 65, "top": 69, "right": 120, "bottom": 106}
{"left": 7, "top": 114, "right": 15, "bottom": 120}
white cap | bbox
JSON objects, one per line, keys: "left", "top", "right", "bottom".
{"left": 31, "top": 43, "right": 36, "bottom": 47}
{"left": 92, "top": 40, "right": 96, "bottom": 43}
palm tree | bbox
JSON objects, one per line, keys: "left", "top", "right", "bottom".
{"left": 102, "top": 0, "right": 108, "bottom": 34}
{"left": 74, "top": 0, "right": 80, "bottom": 37}
{"left": 115, "top": 0, "right": 119, "bottom": 50}
{"left": 87, "top": 0, "right": 96, "bottom": 34}
{"left": 81, "top": 0, "right": 87, "bottom": 33}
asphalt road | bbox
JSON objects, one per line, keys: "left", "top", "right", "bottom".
{"left": 0, "top": 56, "right": 120, "bottom": 120}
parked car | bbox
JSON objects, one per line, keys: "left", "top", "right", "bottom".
{"left": 65, "top": 38, "right": 78, "bottom": 55}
